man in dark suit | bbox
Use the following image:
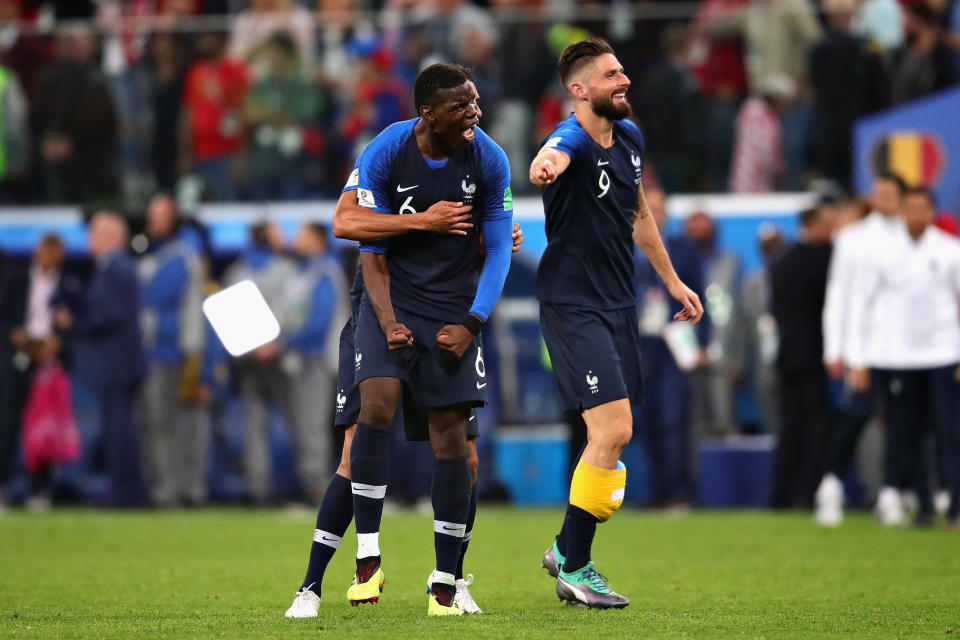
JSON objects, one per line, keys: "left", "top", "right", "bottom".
{"left": 54, "top": 212, "right": 146, "bottom": 506}
{"left": 635, "top": 188, "right": 711, "bottom": 507}
{"left": 0, "top": 234, "right": 82, "bottom": 505}
{"left": 769, "top": 205, "right": 836, "bottom": 508}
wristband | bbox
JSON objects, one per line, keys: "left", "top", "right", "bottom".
{"left": 462, "top": 314, "right": 484, "bottom": 336}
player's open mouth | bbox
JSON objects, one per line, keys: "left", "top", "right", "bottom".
{"left": 462, "top": 126, "right": 476, "bottom": 142}
{"left": 612, "top": 91, "right": 627, "bottom": 103}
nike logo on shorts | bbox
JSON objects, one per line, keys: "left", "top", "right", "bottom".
{"left": 476, "top": 382, "right": 486, "bottom": 389}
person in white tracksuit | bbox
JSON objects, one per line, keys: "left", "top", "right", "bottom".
{"left": 845, "top": 186, "right": 960, "bottom": 527}
{"left": 815, "top": 171, "right": 906, "bottom": 526}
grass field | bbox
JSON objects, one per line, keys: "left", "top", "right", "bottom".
{"left": 1, "top": 507, "right": 958, "bottom": 638}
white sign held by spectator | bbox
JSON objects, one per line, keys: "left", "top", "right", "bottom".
{"left": 202, "top": 280, "right": 280, "bottom": 357}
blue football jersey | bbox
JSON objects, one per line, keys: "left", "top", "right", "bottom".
{"left": 536, "top": 114, "right": 645, "bottom": 310}
{"left": 345, "top": 118, "right": 513, "bottom": 323}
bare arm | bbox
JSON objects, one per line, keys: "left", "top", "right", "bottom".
{"left": 529, "top": 148, "right": 572, "bottom": 187}
{"left": 633, "top": 185, "right": 704, "bottom": 324}
{"left": 359, "top": 250, "right": 413, "bottom": 351}
{"left": 332, "top": 190, "right": 474, "bottom": 241}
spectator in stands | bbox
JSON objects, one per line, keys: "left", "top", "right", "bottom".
{"left": 0, "top": 0, "right": 55, "bottom": 101}
{"left": 314, "top": 0, "right": 375, "bottom": 94}
{"left": 243, "top": 33, "right": 326, "bottom": 201}
{"left": 489, "top": 0, "right": 554, "bottom": 195}
{"left": 453, "top": 11, "right": 501, "bottom": 125}
{"left": 137, "top": 193, "right": 206, "bottom": 507}
{"left": 636, "top": 23, "right": 704, "bottom": 193}
{"left": 887, "top": 2, "right": 959, "bottom": 106}
{"left": 284, "top": 222, "right": 348, "bottom": 502}
{"left": 54, "top": 212, "right": 146, "bottom": 506}
{"left": 853, "top": 0, "right": 905, "bottom": 50}
{"left": 769, "top": 206, "right": 835, "bottom": 509}
{"left": 0, "top": 234, "right": 82, "bottom": 508}
{"left": 146, "top": 29, "right": 195, "bottom": 192}
{"left": 739, "top": 224, "right": 784, "bottom": 434}
{"left": 685, "top": 210, "right": 743, "bottom": 440}
{"left": 224, "top": 221, "right": 303, "bottom": 505}
{"left": 229, "top": 0, "right": 315, "bottom": 72}
{"left": 0, "top": 63, "right": 30, "bottom": 203}
{"left": 703, "top": 0, "right": 821, "bottom": 189}
{"left": 180, "top": 30, "right": 250, "bottom": 201}
{"left": 636, "top": 188, "right": 710, "bottom": 508}
{"left": 809, "top": 0, "right": 885, "bottom": 189}
{"left": 337, "top": 37, "right": 411, "bottom": 167}
{"left": 729, "top": 73, "right": 794, "bottom": 193}
{"left": 688, "top": 0, "right": 749, "bottom": 191}
{"left": 30, "top": 22, "right": 119, "bottom": 205}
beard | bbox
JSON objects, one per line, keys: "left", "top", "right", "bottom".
{"left": 591, "top": 92, "right": 632, "bottom": 121}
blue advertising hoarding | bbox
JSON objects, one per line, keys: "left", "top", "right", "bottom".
{"left": 854, "top": 87, "right": 960, "bottom": 212}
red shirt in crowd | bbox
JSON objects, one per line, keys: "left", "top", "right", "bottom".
{"left": 182, "top": 58, "right": 251, "bottom": 161}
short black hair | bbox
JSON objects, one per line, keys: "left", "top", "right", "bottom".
{"left": 799, "top": 207, "right": 821, "bottom": 227}
{"left": 557, "top": 37, "right": 615, "bottom": 86}
{"left": 250, "top": 221, "right": 272, "bottom": 248}
{"left": 305, "top": 222, "right": 329, "bottom": 242}
{"left": 450, "top": 63, "right": 474, "bottom": 83}
{"left": 414, "top": 63, "right": 470, "bottom": 111}
{"left": 903, "top": 185, "right": 937, "bottom": 207}
{"left": 906, "top": 1, "right": 939, "bottom": 26}
{"left": 39, "top": 233, "right": 64, "bottom": 250}
{"left": 875, "top": 170, "right": 907, "bottom": 193}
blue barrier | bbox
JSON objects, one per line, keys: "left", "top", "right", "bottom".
{"left": 698, "top": 436, "right": 775, "bottom": 508}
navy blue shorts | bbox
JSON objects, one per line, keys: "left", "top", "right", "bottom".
{"left": 540, "top": 302, "right": 644, "bottom": 412}
{"left": 337, "top": 298, "right": 480, "bottom": 440}
{"left": 354, "top": 298, "right": 487, "bottom": 412}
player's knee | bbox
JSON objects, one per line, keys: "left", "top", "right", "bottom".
{"left": 596, "top": 419, "right": 632, "bottom": 453}
{"left": 569, "top": 460, "right": 627, "bottom": 523}
{"left": 358, "top": 397, "right": 397, "bottom": 428}
{"left": 432, "top": 431, "right": 468, "bottom": 458}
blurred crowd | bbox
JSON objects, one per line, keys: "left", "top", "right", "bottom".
{"left": 0, "top": 0, "right": 958, "bottom": 209}
{"left": 0, "top": 198, "right": 353, "bottom": 508}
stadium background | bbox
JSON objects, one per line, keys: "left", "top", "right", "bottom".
{"left": 1, "top": 1, "right": 960, "bottom": 635}
{"left": 0, "top": 0, "right": 960, "bottom": 506}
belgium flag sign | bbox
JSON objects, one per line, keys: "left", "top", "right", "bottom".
{"left": 855, "top": 88, "right": 960, "bottom": 209}
{"left": 870, "top": 132, "right": 944, "bottom": 188}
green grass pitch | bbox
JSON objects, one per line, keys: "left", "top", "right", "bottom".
{"left": 1, "top": 507, "right": 958, "bottom": 638}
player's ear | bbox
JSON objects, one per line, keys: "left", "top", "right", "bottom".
{"left": 568, "top": 81, "right": 587, "bottom": 101}
{"left": 420, "top": 104, "right": 435, "bottom": 123}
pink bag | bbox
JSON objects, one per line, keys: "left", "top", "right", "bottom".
{"left": 22, "top": 363, "right": 81, "bottom": 473}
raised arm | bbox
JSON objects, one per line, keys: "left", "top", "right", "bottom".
{"left": 529, "top": 147, "right": 572, "bottom": 187}
{"left": 633, "top": 184, "right": 704, "bottom": 324}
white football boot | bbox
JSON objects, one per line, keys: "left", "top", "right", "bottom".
{"left": 284, "top": 585, "right": 320, "bottom": 618}
{"left": 454, "top": 574, "right": 483, "bottom": 614}
{"left": 814, "top": 473, "right": 844, "bottom": 528}
{"left": 875, "top": 486, "right": 906, "bottom": 526}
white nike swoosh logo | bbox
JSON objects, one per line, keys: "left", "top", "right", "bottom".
{"left": 396, "top": 184, "right": 419, "bottom": 192}
{"left": 597, "top": 160, "right": 609, "bottom": 166}
{"left": 476, "top": 382, "right": 487, "bottom": 389}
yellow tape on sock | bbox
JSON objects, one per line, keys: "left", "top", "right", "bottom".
{"left": 569, "top": 460, "right": 627, "bottom": 522}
